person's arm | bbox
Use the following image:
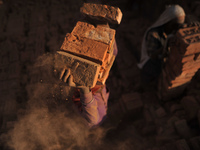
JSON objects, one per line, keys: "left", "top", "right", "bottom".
{"left": 80, "top": 91, "right": 100, "bottom": 127}
{"left": 80, "top": 85, "right": 109, "bottom": 127}
{"left": 60, "top": 68, "right": 100, "bottom": 127}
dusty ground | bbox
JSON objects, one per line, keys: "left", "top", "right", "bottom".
{"left": 0, "top": 0, "right": 200, "bottom": 150}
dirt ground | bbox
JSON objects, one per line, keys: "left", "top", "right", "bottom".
{"left": 0, "top": 0, "right": 200, "bottom": 150}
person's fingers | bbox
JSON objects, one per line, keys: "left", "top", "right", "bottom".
{"left": 68, "top": 75, "right": 76, "bottom": 87}
{"left": 59, "top": 68, "right": 66, "bottom": 80}
{"left": 63, "top": 69, "right": 70, "bottom": 83}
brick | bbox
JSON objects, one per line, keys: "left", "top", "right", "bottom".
{"left": 176, "top": 26, "right": 200, "bottom": 56}
{"left": 71, "top": 21, "right": 116, "bottom": 50}
{"left": 55, "top": 51, "right": 100, "bottom": 87}
{"left": 175, "top": 139, "right": 191, "bottom": 150}
{"left": 80, "top": 3, "right": 123, "bottom": 24}
{"left": 97, "top": 55, "right": 115, "bottom": 85}
{"left": 174, "top": 119, "right": 192, "bottom": 139}
{"left": 60, "top": 33, "right": 109, "bottom": 65}
{"left": 161, "top": 26, "right": 200, "bottom": 94}
{"left": 160, "top": 78, "right": 188, "bottom": 101}
{"left": 177, "top": 26, "right": 200, "bottom": 37}
{"left": 180, "top": 96, "right": 199, "bottom": 120}
{"left": 120, "top": 92, "right": 143, "bottom": 114}
{"left": 168, "top": 45, "right": 182, "bottom": 65}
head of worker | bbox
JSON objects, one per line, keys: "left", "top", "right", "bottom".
{"left": 152, "top": 5, "right": 185, "bottom": 34}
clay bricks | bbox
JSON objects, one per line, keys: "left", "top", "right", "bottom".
{"left": 80, "top": 3, "right": 123, "bottom": 24}
{"left": 159, "top": 25, "right": 200, "bottom": 100}
{"left": 58, "top": 4, "right": 121, "bottom": 87}
{"left": 71, "top": 21, "right": 116, "bottom": 51}
{"left": 60, "top": 33, "right": 109, "bottom": 65}
{"left": 176, "top": 26, "right": 200, "bottom": 55}
{"left": 55, "top": 51, "right": 100, "bottom": 87}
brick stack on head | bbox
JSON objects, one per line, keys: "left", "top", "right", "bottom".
{"left": 56, "top": 3, "right": 122, "bottom": 88}
{"left": 159, "top": 25, "right": 200, "bottom": 100}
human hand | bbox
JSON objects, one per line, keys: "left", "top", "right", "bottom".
{"left": 59, "top": 68, "right": 90, "bottom": 94}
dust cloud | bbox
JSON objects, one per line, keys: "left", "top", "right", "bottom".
{"left": 0, "top": 53, "right": 147, "bottom": 150}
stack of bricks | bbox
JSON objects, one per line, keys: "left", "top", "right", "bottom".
{"left": 56, "top": 3, "right": 122, "bottom": 87}
{"left": 159, "top": 25, "right": 200, "bottom": 100}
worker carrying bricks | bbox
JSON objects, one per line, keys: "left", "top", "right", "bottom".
{"left": 58, "top": 3, "right": 122, "bottom": 127}
{"left": 137, "top": 5, "right": 185, "bottom": 85}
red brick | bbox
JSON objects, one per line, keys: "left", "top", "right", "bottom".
{"left": 56, "top": 51, "right": 101, "bottom": 87}
{"left": 97, "top": 55, "right": 115, "bottom": 85}
{"left": 120, "top": 92, "right": 143, "bottom": 113}
{"left": 176, "top": 26, "right": 200, "bottom": 56}
{"left": 168, "top": 45, "right": 182, "bottom": 65}
{"left": 177, "top": 26, "right": 200, "bottom": 37}
{"left": 71, "top": 21, "right": 116, "bottom": 50}
{"left": 60, "top": 33, "right": 109, "bottom": 65}
{"left": 80, "top": 3, "right": 123, "bottom": 24}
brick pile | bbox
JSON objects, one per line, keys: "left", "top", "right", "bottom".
{"left": 57, "top": 3, "right": 122, "bottom": 87}
{"left": 159, "top": 25, "right": 200, "bottom": 100}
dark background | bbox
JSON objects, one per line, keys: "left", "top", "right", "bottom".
{"left": 0, "top": 0, "right": 200, "bottom": 149}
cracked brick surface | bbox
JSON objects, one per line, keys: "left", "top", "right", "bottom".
{"left": 55, "top": 51, "right": 100, "bottom": 87}
{"left": 71, "top": 21, "right": 116, "bottom": 50}
{"left": 80, "top": 3, "right": 122, "bottom": 24}
{"left": 60, "top": 33, "right": 109, "bottom": 65}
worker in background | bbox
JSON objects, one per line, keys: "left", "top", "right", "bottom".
{"left": 137, "top": 5, "right": 185, "bottom": 86}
